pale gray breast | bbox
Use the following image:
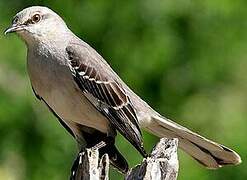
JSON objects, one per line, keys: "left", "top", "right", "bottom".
{"left": 27, "top": 43, "right": 110, "bottom": 133}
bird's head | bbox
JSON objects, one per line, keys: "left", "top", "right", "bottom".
{"left": 4, "top": 6, "right": 68, "bottom": 44}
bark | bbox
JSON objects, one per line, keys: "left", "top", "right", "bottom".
{"left": 70, "top": 138, "right": 179, "bottom": 180}
{"left": 125, "top": 138, "right": 179, "bottom": 180}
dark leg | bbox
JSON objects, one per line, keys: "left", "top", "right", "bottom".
{"left": 70, "top": 125, "right": 128, "bottom": 177}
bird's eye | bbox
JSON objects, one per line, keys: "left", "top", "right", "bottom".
{"left": 31, "top": 14, "right": 41, "bottom": 23}
{"left": 12, "top": 17, "right": 19, "bottom": 24}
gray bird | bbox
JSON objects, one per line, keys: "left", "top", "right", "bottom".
{"left": 5, "top": 6, "right": 241, "bottom": 173}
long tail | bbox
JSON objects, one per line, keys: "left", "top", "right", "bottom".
{"left": 144, "top": 115, "right": 241, "bottom": 168}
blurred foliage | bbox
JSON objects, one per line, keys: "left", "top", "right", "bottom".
{"left": 0, "top": 0, "right": 246, "bottom": 179}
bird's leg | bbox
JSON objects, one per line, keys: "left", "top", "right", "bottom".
{"left": 91, "top": 140, "right": 107, "bottom": 150}
{"left": 95, "top": 136, "right": 114, "bottom": 148}
{"left": 88, "top": 135, "right": 114, "bottom": 151}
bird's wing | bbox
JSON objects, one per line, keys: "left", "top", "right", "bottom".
{"left": 66, "top": 42, "right": 146, "bottom": 156}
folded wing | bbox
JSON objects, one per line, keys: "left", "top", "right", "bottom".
{"left": 66, "top": 42, "right": 146, "bottom": 157}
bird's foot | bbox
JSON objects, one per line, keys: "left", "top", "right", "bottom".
{"left": 91, "top": 140, "right": 107, "bottom": 150}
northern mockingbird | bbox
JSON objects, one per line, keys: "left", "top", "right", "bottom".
{"left": 5, "top": 6, "right": 241, "bottom": 173}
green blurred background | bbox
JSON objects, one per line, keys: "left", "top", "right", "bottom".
{"left": 0, "top": 0, "right": 246, "bottom": 179}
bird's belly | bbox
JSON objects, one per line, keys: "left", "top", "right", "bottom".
{"left": 45, "top": 84, "right": 110, "bottom": 134}
{"left": 28, "top": 57, "right": 110, "bottom": 134}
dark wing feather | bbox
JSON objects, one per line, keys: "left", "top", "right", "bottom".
{"left": 66, "top": 43, "right": 146, "bottom": 157}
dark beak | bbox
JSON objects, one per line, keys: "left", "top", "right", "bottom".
{"left": 4, "top": 24, "right": 25, "bottom": 35}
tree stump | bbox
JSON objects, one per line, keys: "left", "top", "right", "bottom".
{"left": 70, "top": 149, "right": 110, "bottom": 180}
{"left": 70, "top": 138, "right": 179, "bottom": 180}
{"left": 125, "top": 138, "right": 179, "bottom": 180}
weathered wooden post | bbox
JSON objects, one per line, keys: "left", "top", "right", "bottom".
{"left": 70, "top": 138, "right": 179, "bottom": 180}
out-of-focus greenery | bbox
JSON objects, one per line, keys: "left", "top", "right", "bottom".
{"left": 0, "top": 0, "right": 246, "bottom": 179}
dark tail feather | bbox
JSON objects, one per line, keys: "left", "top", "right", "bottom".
{"left": 145, "top": 115, "right": 241, "bottom": 168}
{"left": 99, "top": 144, "right": 129, "bottom": 174}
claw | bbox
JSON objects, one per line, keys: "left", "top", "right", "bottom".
{"left": 92, "top": 141, "right": 107, "bottom": 150}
